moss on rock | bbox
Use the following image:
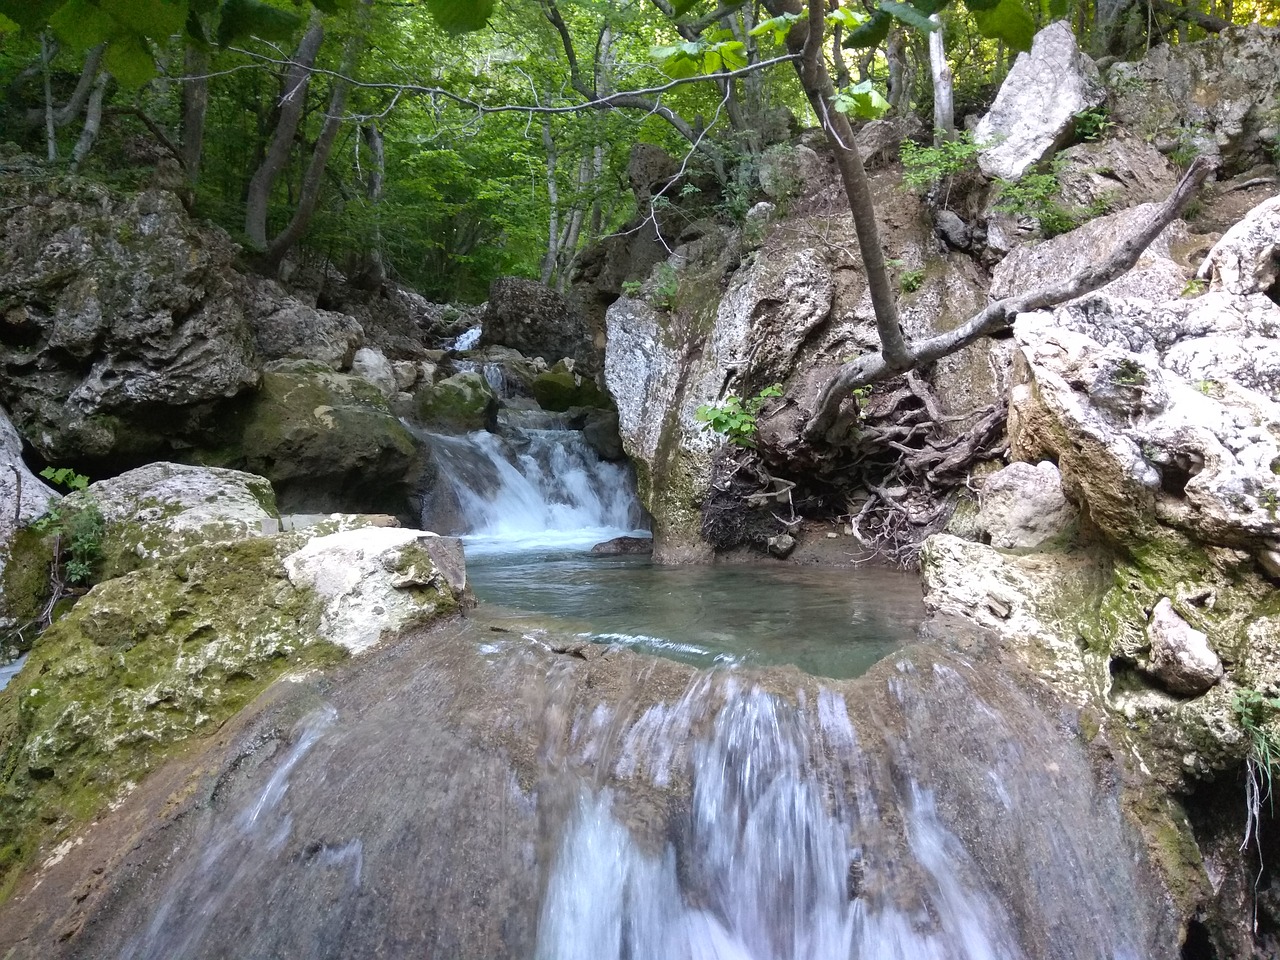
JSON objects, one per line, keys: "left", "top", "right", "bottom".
{"left": 414, "top": 372, "right": 498, "bottom": 430}
{"left": 0, "top": 533, "right": 337, "bottom": 898}
{"left": 530, "top": 370, "right": 611, "bottom": 412}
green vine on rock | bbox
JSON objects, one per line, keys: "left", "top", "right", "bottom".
{"left": 696, "top": 384, "right": 783, "bottom": 449}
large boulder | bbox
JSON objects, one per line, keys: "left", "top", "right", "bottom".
{"left": 211, "top": 361, "right": 424, "bottom": 517}
{"left": 973, "top": 21, "right": 1105, "bottom": 181}
{"left": 1055, "top": 134, "right": 1179, "bottom": 213}
{"left": 59, "top": 462, "right": 279, "bottom": 580}
{"left": 1108, "top": 25, "right": 1280, "bottom": 174}
{"left": 245, "top": 277, "right": 363, "bottom": 369}
{"left": 415, "top": 371, "right": 499, "bottom": 431}
{"left": 0, "top": 522, "right": 465, "bottom": 895}
{"left": 1144, "top": 597, "right": 1224, "bottom": 697}
{"left": 990, "top": 203, "right": 1194, "bottom": 304}
{"left": 0, "top": 181, "right": 261, "bottom": 463}
{"left": 480, "top": 278, "right": 599, "bottom": 373}
{"left": 1196, "top": 193, "right": 1280, "bottom": 300}
{"left": 531, "top": 368, "right": 611, "bottom": 412}
{"left": 976, "top": 460, "right": 1078, "bottom": 548}
{"left": 0, "top": 406, "right": 58, "bottom": 633}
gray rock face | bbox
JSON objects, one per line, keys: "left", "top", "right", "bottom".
{"left": 1009, "top": 290, "right": 1280, "bottom": 552}
{"left": 247, "top": 277, "right": 363, "bottom": 369}
{"left": 0, "top": 183, "right": 261, "bottom": 462}
{"left": 0, "top": 405, "right": 58, "bottom": 629}
{"left": 1144, "top": 597, "right": 1223, "bottom": 696}
{"left": 758, "top": 144, "right": 826, "bottom": 199}
{"left": 1056, "top": 135, "right": 1178, "bottom": 213}
{"left": 990, "top": 203, "right": 1192, "bottom": 304}
{"left": 1108, "top": 25, "right": 1280, "bottom": 173}
{"left": 973, "top": 22, "right": 1104, "bottom": 181}
{"left": 352, "top": 347, "right": 398, "bottom": 398}
{"left": 480, "top": 278, "right": 599, "bottom": 373}
{"left": 977, "top": 461, "right": 1077, "bottom": 548}
{"left": 589, "top": 535, "right": 653, "bottom": 555}
{"left": 1196, "top": 193, "right": 1280, "bottom": 299}
{"left": 934, "top": 210, "right": 972, "bottom": 250}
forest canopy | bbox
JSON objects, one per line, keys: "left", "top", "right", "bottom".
{"left": 1, "top": 0, "right": 1277, "bottom": 302}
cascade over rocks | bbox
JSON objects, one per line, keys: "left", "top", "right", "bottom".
{"left": 973, "top": 22, "right": 1105, "bottom": 181}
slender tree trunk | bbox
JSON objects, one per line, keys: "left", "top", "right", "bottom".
{"left": 181, "top": 46, "right": 210, "bottom": 185}
{"left": 69, "top": 68, "right": 109, "bottom": 172}
{"left": 928, "top": 14, "right": 954, "bottom": 140}
{"left": 41, "top": 33, "right": 56, "bottom": 162}
{"left": 886, "top": 28, "right": 914, "bottom": 116}
{"left": 352, "top": 121, "right": 386, "bottom": 289}
{"left": 244, "top": 15, "right": 325, "bottom": 249}
{"left": 541, "top": 119, "right": 561, "bottom": 285}
{"left": 588, "top": 143, "right": 605, "bottom": 240}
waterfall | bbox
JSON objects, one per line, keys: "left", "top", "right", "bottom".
{"left": 421, "top": 416, "right": 648, "bottom": 553}
{"left": 59, "top": 631, "right": 1172, "bottom": 960}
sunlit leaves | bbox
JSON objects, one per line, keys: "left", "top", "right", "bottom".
{"left": 651, "top": 35, "right": 746, "bottom": 77}
{"left": 826, "top": 6, "right": 868, "bottom": 29}
{"left": 47, "top": 0, "right": 116, "bottom": 50}
{"left": 879, "top": 0, "right": 939, "bottom": 31}
{"left": 832, "top": 79, "right": 890, "bottom": 119}
{"left": 749, "top": 11, "right": 800, "bottom": 42}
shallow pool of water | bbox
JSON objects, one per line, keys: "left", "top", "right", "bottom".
{"left": 466, "top": 547, "right": 925, "bottom": 679}
{"left": 0, "top": 653, "right": 27, "bottom": 693}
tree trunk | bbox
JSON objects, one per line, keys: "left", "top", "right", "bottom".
{"left": 244, "top": 16, "right": 325, "bottom": 249}
{"left": 540, "top": 119, "right": 561, "bottom": 285}
{"left": 351, "top": 121, "right": 386, "bottom": 289}
{"left": 69, "top": 68, "right": 109, "bottom": 172}
{"left": 886, "top": 27, "right": 914, "bottom": 116}
{"left": 41, "top": 34, "right": 56, "bottom": 162}
{"left": 928, "top": 14, "right": 954, "bottom": 141}
{"left": 181, "top": 46, "right": 210, "bottom": 185}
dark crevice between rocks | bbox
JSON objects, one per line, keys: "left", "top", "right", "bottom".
{"left": 1182, "top": 767, "right": 1280, "bottom": 958}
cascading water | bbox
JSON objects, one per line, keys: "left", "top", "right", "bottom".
{"left": 423, "top": 417, "right": 648, "bottom": 552}
{"left": 21, "top": 625, "right": 1175, "bottom": 959}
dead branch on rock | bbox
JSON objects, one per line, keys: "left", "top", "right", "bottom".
{"left": 802, "top": 155, "right": 1215, "bottom": 444}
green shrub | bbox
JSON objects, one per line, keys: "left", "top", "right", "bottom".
{"left": 696, "top": 384, "right": 783, "bottom": 448}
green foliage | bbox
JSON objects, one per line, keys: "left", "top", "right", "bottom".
{"left": 1111, "top": 358, "right": 1148, "bottom": 387}
{"left": 1234, "top": 687, "right": 1280, "bottom": 799}
{"left": 900, "top": 133, "right": 981, "bottom": 191}
{"left": 696, "top": 384, "right": 783, "bottom": 448}
{"left": 1181, "top": 277, "right": 1208, "bottom": 298}
{"left": 621, "top": 279, "right": 644, "bottom": 296}
{"left": 31, "top": 499, "right": 104, "bottom": 586}
{"left": 653, "top": 263, "right": 680, "bottom": 310}
{"left": 38, "top": 466, "right": 89, "bottom": 492}
{"left": 652, "top": 30, "right": 746, "bottom": 78}
{"left": 993, "top": 159, "right": 1089, "bottom": 238}
{"left": 1073, "top": 105, "right": 1113, "bottom": 143}
{"left": 843, "top": 0, "right": 1035, "bottom": 52}
{"left": 425, "top": 0, "right": 494, "bottom": 34}
{"left": 832, "top": 80, "right": 890, "bottom": 120}
{"left": 899, "top": 267, "right": 925, "bottom": 292}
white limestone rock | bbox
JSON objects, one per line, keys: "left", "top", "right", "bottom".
{"left": 977, "top": 461, "right": 1077, "bottom": 548}
{"left": 352, "top": 347, "right": 398, "bottom": 398}
{"left": 758, "top": 144, "right": 826, "bottom": 199}
{"left": 62, "top": 462, "right": 279, "bottom": 574}
{"left": 1145, "top": 597, "right": 1223, "bottom": 696}
{"left": 0, "top": 405, "right": 59, "bottom": 627}
{"left": 1196, "top": 193, "right": 1280, "bottom": 298}
{"left": 973, "top": 22, "right": 1104, "bottom": 181}
{"left": 284, "top": 528, "right": 466, "bottom": 655}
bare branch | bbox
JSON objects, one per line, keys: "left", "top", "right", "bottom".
{"left": 803, "top": 155, "right": 1216, "bottom": 442}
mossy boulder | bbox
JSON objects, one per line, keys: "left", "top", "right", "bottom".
{"left": 206, "top": 362, "right": 424, "bottom": 517}
{"left": 0, "top": 524, "right": 465, "bottom": 899}
{"left": 60, "top": 462, "right": 280, "bottom": 582}
{"left": 530, "top": 369, "right": 611, "bottom": 413}
{"left": 414, "top": 372, "right": 498, "bottom": 431}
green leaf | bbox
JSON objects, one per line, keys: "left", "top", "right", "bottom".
{"left": 878, "top": 0, "right": 938, "bottom": 32}
{"left": 0, "top": 12, "right": 18, "bottom": 31}
{"left": 749, "top": 11, "right": 799, "bottom": 41}
{"left": 842, "top": 9, "right": 890, "bottom": 47}
{"left": 0, "top": 0, "right": 63, "bottom": 30}
{"left": 832, "top": 78, "right": 890, "bottom": 119}
{"left": 1046, "top": 0, "right": 1068, "bottom": 18}
{"left": 216, "top": 0, "right": 303, "bottom": 44}
{"left": 827, "top": 6, "right": 868, "bottom": 28}
{"left": 671, "top": 0, "right": 702, "bottom": 14}
{"left": 960, "top": 0, "right": 1001, "bottom": 11}
{"left": 710, "top": 39, "right": 746, "bottom": 71}
{"left": 425, "top": 0, "right": 494, "bottom": 33}
{"left": 104, "top": 29, "right": 157, "bottom": 86}
{"left": 48, "top": 0, "right": 116, "bottom": 49}
{"left": 970, "top": 0, "right": 1035, "bottom": 50}
{"left": 101, "top": 0, "right": 186, "bottom": 37}
{"left": 309, "top": 0, "right": 354, "bottom": 12}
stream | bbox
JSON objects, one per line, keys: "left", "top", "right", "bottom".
{"left": 3, "top": 409, "right": 1181, "bottom": 958}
